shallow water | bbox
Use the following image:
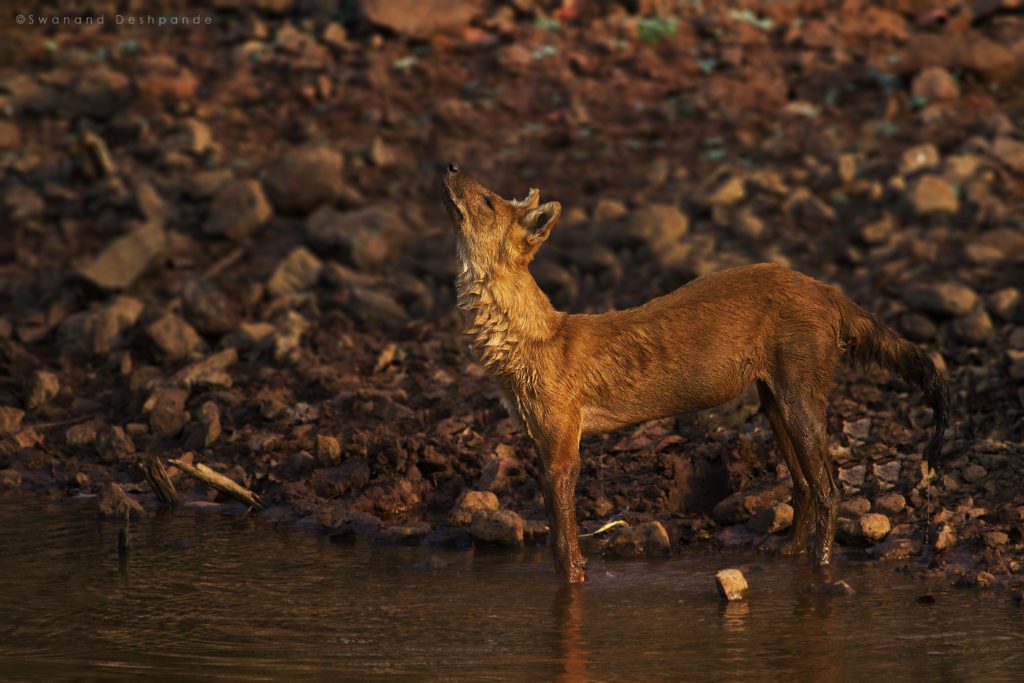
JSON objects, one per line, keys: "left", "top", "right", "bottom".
{"left": 0, "top": 498, "right": 1021, "bottom": 682}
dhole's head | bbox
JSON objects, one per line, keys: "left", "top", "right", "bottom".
{"left": 442, "top": 163, "right": 560, "bottom": 270}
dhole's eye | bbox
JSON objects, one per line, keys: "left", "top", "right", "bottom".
{"left": 483, "top": 196, "right": 494, "bottom": 211}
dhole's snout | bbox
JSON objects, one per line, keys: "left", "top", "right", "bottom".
{"left": 442, "top": 162, "right": 466, "bottom": 224}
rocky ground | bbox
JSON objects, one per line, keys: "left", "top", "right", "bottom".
{"left": 1, "top": 0, "right": 1022, "bottom": 589}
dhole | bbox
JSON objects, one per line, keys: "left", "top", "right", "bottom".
{"left": 441, "top": 164, "right": 948, "bottom": 583}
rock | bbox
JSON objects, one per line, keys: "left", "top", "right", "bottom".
{"left": 95, "top": 425, "right": 135, "bottom": 463}
{"left": 360, "top": 0, "right": 481, "bottom": 38}
{"left": 306, "top": 204, "right": 408, "bottom": 270}
{"left": 98, "top": 482, "right": 144, "bottom": 519}
{"left": 873, "top": 492, "right": 906, "bottom": 516}
{"left": 908, "top": 175, "right": 959, "bottom": 215}
{"left": 60, "top": 296, "right": 145, "bottom": 355}
{"left": 712, "top": 479, "right": 792, "bottom": 525}
{"left": 605, "top": 521, "right": 672, "bottom": 558}
{"left": 77, "top": 221, "right": 167, "bottom": 290}
{"left": 0, "top": 121, "right": 21, "bottom": 150}
{"left": 705, "top": 176, "right": 745, "bottom": 207}
{"left": 715, "top": 568, "right": 748, "bottom": 601}
{"left": 0, "top": 468, "right": 22, "bottom": 491}
{"left": 476, "top": 443, "right": 519, "bottom": 492}
{"left": 182, "top": 280, "right": 239, "bottom": 335}
{"left": 911, "top": 66, "right": 959, "bottom": 102}
{"left": 899, "top": 144, "right": 940, "bottom": 175}
{"left": 377, "top": 522, "right": 432, "bottom": 545}
{"left": 951, "top": 308, "right": 993, "bottom": 345}
{"left": 316, "top": 434, "right": 342, "bottom": 466}
{"left": 3, "top": 184, "right": 44, "bottom": 223}
{"left": 626, "top": 204, "right": 689, "bottom": 252}
{"left": 899, "top": 312, "right": 937, "bottom": 341}
{"left": 991, "top": 136, "right": 1024, "bottom": 174}
{"left": 184, "top": 401, "right": 221, "bottom": 449}
{"left": 172, "top": 348, "right": 237, "bottom": 389}
{"left": 732, "top": 208, "right": 765, "bottom": 239}
{"left": 469, "top": 508, "right": 525, "bottom": 546}
{"left": 346, "top": 286, "right": 409, "bottom": 331}
{"left": 961, "top": 463, "right": 987, "bottom": 484}
{"left": 0, "top": 407, "right": 25, "bottom": 436}
{"left": 840, "top": 497, "right": 871, "bottom": 517}
{"left": 144, "top": 387, "right": 190, "bottom": 438}
{"left": 146, "top": 313, "right": 202, "bottom": 361}
{"left": 983, "top": 531, "right": 1009, "bottom": 547}
{"left": 860, "top": 513, "right": 891, "bottom": 543}
{"left": 931, "top": 522, "right": 956, "bottom": 551}
{"left": 267, "top": 247, "right": 323, "bottom": 297}
{"left": 25, "top": 370, "right": 60, "bottom": 410}
{"left": 263, "top": 145, "right": 345, "bottom": 214}
{"left": 449, "top": 489, "right": 499, "bottom": 526}
{"left": 203, "top": 179, "right": 272, "bottom": 240}
{"left": 873, "top": 535, "right": 921, "bottom": 560}
{"left": 904, "top": 282, "right": 978, "bottom": 317}
{"left": 965, "top": 228, "right": 1024, "bottom": 265}
{"left": 66, "top": 420, "right": 102, "bottom": 447}
{"left": 872, "top": 461, "right": 902, "bottom": 487}
{"left": 962, "top": 37, "right": 1019, "bottom": 84}
{"left": 837, "top": 464, "right": 866, "bottom": 490}
{"left": 747, "top": 503, "right": 794, "bottom": 534}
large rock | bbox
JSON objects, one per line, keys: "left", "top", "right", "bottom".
{"left": 78, "top": 221, "right": 166, "bottom": 290}
{"left": 360, "top": 0, "right": 481, "bottom": 38}
{"left": 903, "top": 282, "right": 978, "bottom": 317}
{"left": 449, "top": 489, "right": 499, "bottom": 526}
{"left": 715, "top": 568, "right": 748, "bottom": 601}
{"left": 470, "top": 508, "right": 524, "bottom": 546}
{"left": 306, "top": 204, "right": 408, "bottom": 270}
{"left": 907, "top": 175, "right": 958, "bottom": 215}
{"left": 146, "top": 313, "right": 202, "bottom": 361}
{"left": 605, "top": 521, "right": 671, "bottom": 558}
{"left": 263, "top": 145, "right": 345, "bottom": 214}
{"left": 267, "top": 247, "right": 323, "bottom": 297}
{"left": 203, "top": 179, "right": 272, "bottom": 239}
{"left": 859, "top": 513, "right": 891, "bottom": 543}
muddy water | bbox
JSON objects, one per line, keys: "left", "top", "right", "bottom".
{"left": 0, "top": 499, "right": 1021, "bottom": 682}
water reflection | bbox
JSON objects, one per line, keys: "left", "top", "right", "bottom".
{"left": 554, "top": 585, "right": 586, "bottom": 683}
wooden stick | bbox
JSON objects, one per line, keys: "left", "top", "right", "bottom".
{"left": 169, "top": 457, "right": 263, "bottom": 510}
{"left": 139, "top": 456, "right": 179, "bottom": 505}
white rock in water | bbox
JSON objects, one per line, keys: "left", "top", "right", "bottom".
{"left": 715, "top": 568, "right": 748, "bottom": 601}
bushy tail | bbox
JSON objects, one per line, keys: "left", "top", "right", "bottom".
{"left": 834, "top": 293, "right": 949, "bottom": 468}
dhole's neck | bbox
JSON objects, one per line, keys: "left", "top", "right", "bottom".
{"left": 455, "top": 255, "right": 559, "bottom": 384}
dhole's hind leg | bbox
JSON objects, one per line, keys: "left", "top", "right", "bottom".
{"left": 756, "top": 381, "right": 814, "bottom": 555}
{"left": 776, "top": 394, "right": 839, "bottom": 566}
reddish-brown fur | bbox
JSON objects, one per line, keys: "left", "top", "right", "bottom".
{"left": 442, "top": 166, "right": 948, "bottom": 583}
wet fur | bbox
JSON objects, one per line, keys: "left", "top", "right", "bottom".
{"left": 443, "top": 169, "right": 948, "bottom": 583}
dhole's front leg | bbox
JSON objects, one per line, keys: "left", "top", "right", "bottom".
{"left": 536, "top": 420, "right": 585, "bottom": 583}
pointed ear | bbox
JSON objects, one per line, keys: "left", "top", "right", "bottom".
{"left": 521, "top": 201, "right": 561, "bottom": 246}
{"left": 512, "top": 188, "right": 540, "bottom": 210}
